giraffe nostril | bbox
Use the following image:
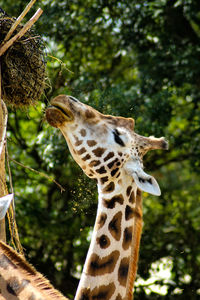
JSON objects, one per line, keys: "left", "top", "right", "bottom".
{"left": 68, "top": 96, "right": 78, "bottom": 102}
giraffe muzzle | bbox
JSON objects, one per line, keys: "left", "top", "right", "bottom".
{"left": 46, "top": 102, "right": 74, "bottom": 128}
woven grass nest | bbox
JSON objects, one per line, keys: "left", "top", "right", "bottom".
{"left": 0, "top": 11, "right": 46, "bottom": 108}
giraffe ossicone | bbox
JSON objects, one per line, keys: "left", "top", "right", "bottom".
{"left": 46, "top": 95, "right": 168, "bottom": 300}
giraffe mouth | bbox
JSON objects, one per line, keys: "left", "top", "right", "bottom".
{"left": 50, "top": 105, "right": 73, "bottom": 120}
{"left": 49, "top": 99, "right": 74, "bottom": 119}
{"left": 46, "top": 102, "right": 74, "bottom": 128}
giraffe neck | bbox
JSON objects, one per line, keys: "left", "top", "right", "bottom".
{"left": 75, "top": 171, "right": 143, "bottom": 300}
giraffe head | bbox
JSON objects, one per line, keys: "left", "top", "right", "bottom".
{"left": 46, "top": 95, "right": 168, "bottom": 196}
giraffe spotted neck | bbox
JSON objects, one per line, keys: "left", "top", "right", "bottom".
{"left": 46, "top": 95, "right": 168, "bottom": 300}
{"left": 75, "top": 170, "right": 142, "bottom": 300}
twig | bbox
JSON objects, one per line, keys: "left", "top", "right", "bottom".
{"left": 9, "top": 157, "right": 65, "bottom": 192}
{"left": 3, "top": 0, "right": 37, "bottom": 44}
{"left": 6, "top": 143, "right": 24, "bottom": 254}
{"left": 5, "top": 144, "right": 14, "bottom": 196}
{"left": 21, "top": 35, "right": 40, "bottom": 42}
{"left": 0, "top": 65, "right": 7, "bottom": 161}
{"left": 0, "top": 62, "right": 1, "bottom": 98}
{"left": 0, "top": 63, "right": 7, "bottom": 243}
{"left": 48, "top": 54, "right": 74, "bottom": 74}
{"left": 0, "top": 64, "right": 8, "bottom": 161}
{"left": 0, "top": 8, "right": 43, "bottom": 57}
{"left": 0, "top": 100, "right": 8, "bottom": 158}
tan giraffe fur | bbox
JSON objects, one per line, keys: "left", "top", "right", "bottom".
{"left": 0, "top": 241, "right": 68, "bottom": 299}
{"left": 0, "top": 95, "right": 167, "bottom": 299}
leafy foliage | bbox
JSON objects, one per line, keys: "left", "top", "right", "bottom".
{"left": 0, "top": 0, "right": 200, "bottom": 299}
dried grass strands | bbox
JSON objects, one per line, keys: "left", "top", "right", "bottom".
{"left": 0, "top": 8, "right": 43, "bottom": 57}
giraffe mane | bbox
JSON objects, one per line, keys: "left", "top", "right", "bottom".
{"left": 0, "top": 241, "right": 68, "bottom": 300}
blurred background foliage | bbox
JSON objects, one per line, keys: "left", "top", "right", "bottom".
{"left": 0, "top": 0, "right": 200, "bottom": 299}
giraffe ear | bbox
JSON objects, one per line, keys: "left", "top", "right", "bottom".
{"left": 124, "top": 160, "right": 161, "bottom": 196}
{"left": 0, "top": 194, "right": 13, "bottom": 220}
{"left": 132, "top": 171, "right": 161, "bottom": 196}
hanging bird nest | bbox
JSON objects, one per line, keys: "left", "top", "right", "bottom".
{"left": 0, "top": 10, "right": 46, "bottom": 108}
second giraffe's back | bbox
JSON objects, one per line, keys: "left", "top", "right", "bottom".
{"left": 0, "top": 241, "right": 68, "bottom": 300}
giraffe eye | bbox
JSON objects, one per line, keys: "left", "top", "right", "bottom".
{"left": 112, "top": 129, "right": 125, "bottom": 147}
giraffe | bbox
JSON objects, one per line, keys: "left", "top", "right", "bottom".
{"left": 45, "top": 95, "right": 168, "bottom": 300}
{"left": 0, "top": 241, "right": 68, "bottom": 299}
{"left": 0, "top": 94, "right": 167, "bottom": 300}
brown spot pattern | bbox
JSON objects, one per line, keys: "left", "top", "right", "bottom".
{"left": 125, "top": 205, "right": 134, "bottom": 220}
{"left": 85, "top": 109, "right": 96, "bottom": 119}
{"left": 96, "top": 234, "right": 110, "bottom": 249}
{"left": 107, "top": 158, "right": 118, "bottom": 169}
{"left": 100, "top": 176, "right": 109, "bottom": 184}
{"left": 108, "top": 211, "right": 122, "bottom": 241}
{"left": 104, "top": 152, "right": 114, "bottom": 161}
{"left": 122, "top": 226, "right": 133, "bottom": 250}
{"left": 96, "top": 213, "right": 107, "bottom": 230}
{"left": 78, "top": 283, "right": 115, "bottom": 300}
{"left": 111, "top": 168, "right": 119, "bottom": 177}
{"left": 82, "top": 154, "right": 91, "bottom": 161}
{"left": 103, "top": 194, "right": 124, "bottom": 209}
{"left": 92, "top": 147, "right": 106, "bottom": 157}
{"left": 102, "top": 182, "right": 115, "bottom": 193}
{"left": 87, "top": 140, "right": 97, "bottom": 147}
{"left": 116, "top": 172, "right": 121, "bottom": 178}
{"left": 87, "top": 250, "right": 120, "bottom": 276}
{"left": 77, "top": 147, "right": 87, "bottom": 155}
{"left": 96, "top": 166, "right": 107, "bottom": 174}
{"left": 118, "top": 179, "right": 122, "bottom": 185}
{"left": 88, "top": 170, "right": 95, "bottom": 177}
{"left": 116, "top": 294, "right": 123, "bottom": 300}
{"left": 118, "top": 257, "right": 130, "bottom": 287}
{"left": 129, "top": 191, "right": 135, "bottom": 204}
{"left": 7, "top": 281, "right": 17, "bottom": 296}
{"left": 80, "top": 129, "right": 86, "bottom": 137}
{"left": 0, "top": 254, "right": 16, "bottom": 270}
{"left": 75, "top": 140, "right": 83, "bottom": 147}
{"left": 7, "top": 277, "right": 30, "bottom": 296}
{"left": 89, "top": 160, "right": 101, "bottom": 167}
{"left": 126, "top": 186, "right": 132, "bottom": 197}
